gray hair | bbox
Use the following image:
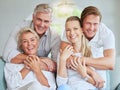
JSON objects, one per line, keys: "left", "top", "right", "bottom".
{"left": 17, "top": 27, "right": 39, "bottom": 51}
{"left": 34, "top": 4, "right": 53, "bottom": 15}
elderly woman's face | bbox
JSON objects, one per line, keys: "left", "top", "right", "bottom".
{"left": 65, "top": 20, "right": 82, "bottom": 44}
{"left": 20, "top": 32, "right": 39, "bottom": 55}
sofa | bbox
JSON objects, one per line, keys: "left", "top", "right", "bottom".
{"left": 0, "top": 57, "right": 7, "bottom": 90}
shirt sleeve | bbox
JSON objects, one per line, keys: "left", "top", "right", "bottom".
{"left": 4, "top": 63, "right": 23, "bottom": 89}
{"left": 56, "top": 75, "right": 68, "bottom": 87}
{"left": 100, "top": 23, "right": 115, "bottom": 50}
{"left": 2, "top": 20, "right": 31, "bottom": 62}
{"left": 56, "top": 53, "right": 68, "bottom": 86}
{"left": 50, "top": 31, "right": 61, "bottom": 62}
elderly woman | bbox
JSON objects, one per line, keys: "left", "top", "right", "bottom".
{"left": 4, "top": 27, "right": 56, "bottom": 90}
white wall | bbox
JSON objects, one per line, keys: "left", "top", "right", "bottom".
{"left": 0, "top": 0, "right": 120, "bottom": 89}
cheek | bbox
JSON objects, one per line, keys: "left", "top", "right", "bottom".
{"left": 21, "top": 44, "right": 27, "bottom": 50}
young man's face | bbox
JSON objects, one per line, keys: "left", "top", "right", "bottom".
{"left": 33, "top": 12, "right": 51, "bottom": 37}
{"left": 82, "top": 14, "right": 100, "bottom": 41}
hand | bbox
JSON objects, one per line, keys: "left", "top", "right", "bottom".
{"left": 66, "top": 56, "right": 73, "bottom": 69}
{"left": 70, "top": 56, "right": 87, "bottom": 78}
{"left": 24, "top": 55, "right": 41, "bottom": 72}
{"left": 92, "top": 71, "right": 105, "bottom": 88}
{"left": 60, "top": 45, "right": 73, "bottom": 61}
{"left": 40, "top": 57, "right": 56, "bottom": 72}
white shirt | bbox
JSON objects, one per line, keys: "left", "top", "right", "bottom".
{"left": 4, "top": 63, "right": 56, "bottom": 90}
{"left": 57, "top": 53, "right": 97, "bottom": 90}
{"left": 2, "top": 20, "right": 61, "bottom": 62}
{"left": 89, "top": 23, "right": 115, "bottom": 89}
{"left": 57, "top": 23, "right": 115, "bottom": 90}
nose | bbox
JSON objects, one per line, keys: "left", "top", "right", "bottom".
{"left": 27, "top": 41, "right": 32, "bottom": 46}
{"left": 70, "top": 30, "right": 74, "bottom": 35}
{"left": 41, "top": 21, "right": 45, "bottom": 27}
{"left": 89, "top": 24, "right": 94, "bottom": 30}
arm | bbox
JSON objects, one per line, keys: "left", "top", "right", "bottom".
{"left": 24, "top": 55, "right": 50, "bottom": 87}
{"left": 85, "top": 49, "right": 115, "bottom": 70}
{"left": 87, "top": 66, "right": 105, "bottom": 88}
{"left": 70, "top": 56, "right": 95, "bottom": 85}
{"left": 86, "top": 23, "right": 116, "bottom": 70}
{"left": 20, "top": 67, "right": 31, "bottom": 79}
{"left": 2, "top": 21, "right": 30, "bottom": 62}
{"left": 40, "top": 57, "right": 56, "bottom": 72}
{"left": 4, "top": 63, "right": 27, "bottom": 89}
{"left": 57, "top": 45, "right": 73, "bottom": 86}
{"left": 11, "top": 54, "right": 49, "bottom": 71}
{"left": 58, "top": 41, "right": 73, "bottom": 77}
{"left": 11, "top": 53, "right": 27, "bottom": 64}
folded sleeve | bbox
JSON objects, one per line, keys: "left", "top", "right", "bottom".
{"left": 4, "top": 63, "right": 23, "bottom": 89}
{"left": 56, "top": 75, "right": 68, "bottom": 87}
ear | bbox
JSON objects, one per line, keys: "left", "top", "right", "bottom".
{"left": 60, "top": 49, "right": 62, "bottom": 54}
{"left": 32, "top": 14, "right": 35, "bottom": 20}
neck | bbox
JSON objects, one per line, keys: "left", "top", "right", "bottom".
{"left": 72, "top": 42, "right": 81, "bottom": 53}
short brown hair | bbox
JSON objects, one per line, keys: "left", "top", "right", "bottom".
{"left": 80, "top": 6, "right": 102, "bottom": 27}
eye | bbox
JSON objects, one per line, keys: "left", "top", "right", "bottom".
{"left": 74, "top": 27, "right": 78, "bottom": 30}
{"left": 21, "top": 40, "right": 27, "bottom": 44}
{"left": 31, "top": 37, "right": 37, "bottom": 42}
{"left": 66, "top": 29, "right": 70, "bottom": 32}
{"left": 44, "top": 20, "right": 50, "bottom": 24}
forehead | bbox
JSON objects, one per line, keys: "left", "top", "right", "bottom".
{"left": 84, "top": 15, "right": 100, "bottom": 22}
{"left": 66, "top": 20, "right": 80, "bottom": 27}
{"left": 35, "top": 12, "right": 52, "bottom": 19}
{"left": 21, "top": 32, "right": 35, "bottom": 39}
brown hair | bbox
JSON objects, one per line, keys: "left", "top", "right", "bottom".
{"left": 80, "top": 6, "right": 102, "bottom": 27}
{"left": 65, "top": 16, "right": 92, "bottom": 57}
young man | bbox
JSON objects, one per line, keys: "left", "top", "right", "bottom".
{"left": 80, "top": 6, "right": 116, "bottom": 89}
{"left": 3, "top": 4, "right": 61, "bottom": 72}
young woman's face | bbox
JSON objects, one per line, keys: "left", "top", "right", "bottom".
{"left": 20, "top": 32, "right": 39, "bottom": 55}
{"left": 65, "top": 20, "right": 82, "bottom": 44}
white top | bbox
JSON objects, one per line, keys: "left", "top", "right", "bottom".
{"left": 57, "top": 23, "right": 115, "bottom": 89}
{"left": 57, "top": 53, "right": 97, "bottom": 90}
{"left": 2, "top": 20, "right": 61, "bottom": 62}
{"left": 4, "top": 63, "right": 56, "bottom": 90}
{"left": 89, "top": 23, "right": 115, "bottom": 89}
{"left": 89, "top": 23, "right": 115, "bottom": 57}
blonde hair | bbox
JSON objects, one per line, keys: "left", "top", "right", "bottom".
{"left": 65, "top": 16, "right": 92, "bottom": 57}
{"left": 17, "top": 27, "right": 39, "bottom": 51}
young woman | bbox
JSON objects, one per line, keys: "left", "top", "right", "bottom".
{"left": 4, "top": 27, "right": 56, "bottom": 90}
{"left": 57, "top": 16, "right": 104, "bottom": 90}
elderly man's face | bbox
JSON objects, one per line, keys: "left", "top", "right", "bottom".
{"left": 33, "top": 12, "right": 51, "bottom": 37}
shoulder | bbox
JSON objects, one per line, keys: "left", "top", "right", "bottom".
{"left": 99, "top": 23, "right": 114, "bottom": 35}
{"left": 60, "top": 41, "right": 71, "bottom": 50}
{"left": 49, "top": 27, "right": 61, "bottom": 39}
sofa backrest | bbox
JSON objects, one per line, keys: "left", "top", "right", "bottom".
{"left": 0, "top": 58, "right": 7, "bottom": 90}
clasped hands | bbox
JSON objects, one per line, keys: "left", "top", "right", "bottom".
{"left": 24, "top": 55, "right": 56, "bottom": 72}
